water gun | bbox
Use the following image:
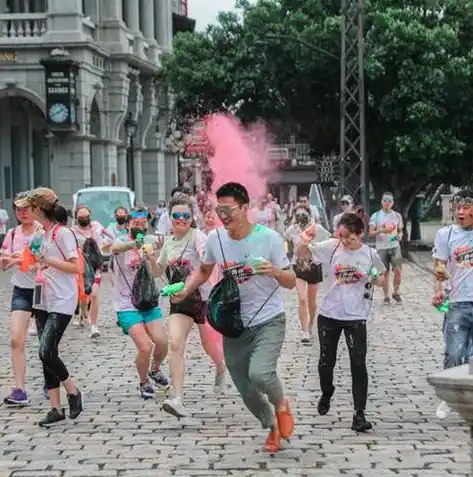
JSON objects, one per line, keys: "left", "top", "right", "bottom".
{"left": 20, "top": 234, "right": 42, "bottom": 272}
{"left": 435, "top": 298, "right": 450, "bottom": 313}
{"left": 389, "top": 235, "right": 399, "bottom": 242}
{"left": 135, "top": 233, "right": 145, "bottom": 246}
{"left": 368, "top": 266, "right": 379, "bottom": 279}
{"left": 141, "top": 235, "right": 157, "bottom": 254}
{"left": 161, "top": 282, "right": 185, "bottom": 296}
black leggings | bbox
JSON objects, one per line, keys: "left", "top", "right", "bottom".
{"left": 34, "top": 311, "right": 72, "bottom": 389}
{"left": 317, "top": 315, "right": 368, "bottom": 411}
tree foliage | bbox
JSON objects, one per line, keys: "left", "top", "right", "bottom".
{"left": 161, "top": 0, "right": 473, "bottom": 213}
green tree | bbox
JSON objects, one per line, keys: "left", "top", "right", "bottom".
{"left": 161, "top": 0, "right": 473, "bottom": 219}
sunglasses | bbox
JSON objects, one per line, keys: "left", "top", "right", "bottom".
{"left": 171, "top": 211, "right": 191, "bottom": 221}
{"left": 16, "top": 206, "right": 30, "bottom": 213}
{"left": 340, "top": 201, "right": 350, "bottom": 206}
{"left": 131, "top": 211, "right": 148, "bottom": 219}
{"left": 215, "top": 205, "right": 239, "bottom": 216}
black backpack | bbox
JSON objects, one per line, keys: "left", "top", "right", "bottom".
{"left": 207, "top": 229, "right": 278, "bottom": 338}
{"left": 82, "top": 237, "right": 103, "bottom": 271}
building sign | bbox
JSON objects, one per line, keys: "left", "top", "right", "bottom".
{"left": 0, "top": 52, "right": 17, "bottom": 62}
{"left": 40, "top": 56, "right": 78, "bottom": 132}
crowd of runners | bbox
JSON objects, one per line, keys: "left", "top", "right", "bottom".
{"left": 0, "top": 182, "right": 471, "bottom": 453}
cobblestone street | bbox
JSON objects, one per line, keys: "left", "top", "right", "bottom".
{"left": 0, "top": 264, "right": 469, "bottom": 477}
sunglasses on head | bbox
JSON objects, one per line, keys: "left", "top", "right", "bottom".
{"left": 171, "top": 211, "right": 191, "bottom": 221}
{"left": 131, "top": 211, "right": 148, "bottom": 219}
{"left": 453, "top": 196, "right": 473, "bottom": 205}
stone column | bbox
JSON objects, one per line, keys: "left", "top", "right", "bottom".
{"left": 102, "top": 0, "right": 122, "bottom": 19}
{"left": 154, "top": 0, "right": 171, "bottom": 51}
{"left": 124, "top": 0, "right": 140, "bottom": 32}
{"left": 140, "top": 0, "right": 154, "bottom": 39}
{"left": 45, "top": 0, "right": 85, "bottom": 42}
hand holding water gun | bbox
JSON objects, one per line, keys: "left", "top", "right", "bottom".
{"left": 432, "top": 290, "right": 450, "bottom": 312}
{"left": 161, "top": 282, "right": 185, "bottom": 296}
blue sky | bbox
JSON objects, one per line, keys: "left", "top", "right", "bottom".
{"left": 188, "top": 0, "right": 238, "bottom": 31}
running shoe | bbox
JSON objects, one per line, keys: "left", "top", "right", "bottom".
{"left": 351, "top": 410, "right": 373, "bottom": 432}
{"left": 89, "top": 325, "right": 100, "bottom": 339}
{"left": 4, "top": 387, "right": 29, "bottom": 405}
{"left": 139, "top": 381, "right": 155, "bottom": 400}
{"left": 148, "top": 369, "right": 170, "bottom": 391}
{"left": 162, "top": 397, "right": 188, "bottom": 418}
{"left": 67, "top": 389, "right": 84, "bottom": 419}
{"left": 301, "top": 331, "right": 311, "bottom": 344}
{"left": 392, "top": 293, "right": 403, "bottom": 303}
{"left": 38, "top": 408, "right": 66, "bottom": 428}
{"left": 264, "top": 426, "right": 281, "bottom": 453}
{"left": 28, "top": 322, "right": 37, "bottom": 336}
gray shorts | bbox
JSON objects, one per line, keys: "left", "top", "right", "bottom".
{"left": 378, "top": 247, "right": 402, "bottom": 270}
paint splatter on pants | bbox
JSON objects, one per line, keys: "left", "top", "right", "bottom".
{"left": 34, "top": 310, "right": 73, "bottom": 389}
{"left": 443, "top": 302, "right": 473, "bottom": 369}
{"left": 318, "top": 315, "right": 368, "bottom": 411}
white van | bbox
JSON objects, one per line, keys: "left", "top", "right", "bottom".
{"left": 72, "top": 186, "right": 135, "bottom": 228}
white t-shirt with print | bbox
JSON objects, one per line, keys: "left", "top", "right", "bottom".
{"left": 369, "top": 210, "right": 403, "bottom": 250}
{"left": 35, "top": 226, "right": 79, "bottom": 315}
{"left": 433, "top": 225, "right": 473, "bottom": 303}
{"left": 311, "top": 238, "right": 385, "bottom": 321}
{"left": 285, "top": 223, "right": 331, "bottom": 264}
{"left": 2, "top": 225, "right": 39, "bottom": 289}
{"left": 203, "top": 225, "right": 291, "bottom": 327}
{"left": 157, "top": 228, "right": 209, "bottom": 300}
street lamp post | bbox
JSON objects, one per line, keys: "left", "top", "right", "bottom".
{"left": 124, "top": 112, "right": 138, "bottom": 191}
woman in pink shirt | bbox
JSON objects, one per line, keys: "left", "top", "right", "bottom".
{"left": 1, "top": 192, "right": 42, "bottom": 406}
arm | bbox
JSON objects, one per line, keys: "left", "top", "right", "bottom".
{"left": 182, "top": 263, "right": 216, "bottom": 296}
{"left": 42, "top": 256, "right": 79, "bottom": 274}
{"left": 110, "top": 240, "right": 137, "bottom": 254}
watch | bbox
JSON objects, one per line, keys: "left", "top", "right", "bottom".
{"left": 49, "top": 103, "right": 69, "bottom": 123}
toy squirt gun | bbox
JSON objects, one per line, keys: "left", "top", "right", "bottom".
{"left": 20, "top": 234, "right": 43, "bottom": 272}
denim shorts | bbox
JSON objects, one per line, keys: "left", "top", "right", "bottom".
{"left": 117, "top": 307, "right": 163, "bottom": 335}
{"left": 11, "top": 286, "right": 34, "bottom": 312}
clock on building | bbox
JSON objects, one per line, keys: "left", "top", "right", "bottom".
{"left": 48, "top": 103, "right": 69, "bottom": 123}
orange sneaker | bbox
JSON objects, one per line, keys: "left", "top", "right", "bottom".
{"left": 276, "top": 400, "right": 295, "bottom": 439}
{"left": 264, "top": 427, "right": 281, "bottom": 453}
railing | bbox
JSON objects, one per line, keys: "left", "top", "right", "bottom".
{"left": 0, "top": 13, "right": 47, "bottom": 41}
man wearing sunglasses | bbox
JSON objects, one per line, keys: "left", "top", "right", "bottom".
{"left": 171, "top": 182, "right": 296, "bottom": 453}
{"left": 332, "top": 195, "right": 354, "bottom": 231}
{"left": 299, "top": 196, "right": 320, "bottom": 223}
{"left": 369, "top": 192, "right": 404, "bottom": 304}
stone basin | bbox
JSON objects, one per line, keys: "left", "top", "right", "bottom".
{"left": 427, "top": 364, "right": 473, "bottom": 422}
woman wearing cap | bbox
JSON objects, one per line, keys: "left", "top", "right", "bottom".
{"left": 21, "top": 187, "right": 83, "bottom": 428}
{"left": 285, "top": 203, "right": 331, "bottom": 343}
{"left": 1, "top": 192, "right": 42, "bottom": 406}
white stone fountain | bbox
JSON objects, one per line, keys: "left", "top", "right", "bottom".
{"left": 428, "top": 363, "right": 473, "bottom": 475}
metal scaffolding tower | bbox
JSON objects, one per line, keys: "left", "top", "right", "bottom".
{"left": 339, "top": 0, "right": 368, "bottom": 212}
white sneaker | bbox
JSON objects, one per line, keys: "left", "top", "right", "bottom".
{"left": 73, "top": 316, "right": 81, "bottom": 326}
{"left": 162, "top": 397, "right": 188, "bottom": 418}
{"left": 89, "top": 325, "right": 100, "bottom": 339}
{"left": 301, "top": 331, "right": 311, "bottom": 343}
{"left": 436, "top": 401, "right": 451, "bottom": 419}
{"left": 214, "top": 368, "right": 226, "bottom": 394}
{"left": 28, "top": 322, "right": 37, "bottom": 336}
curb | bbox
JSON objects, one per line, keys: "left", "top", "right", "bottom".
{"left": 407, "top": 251, "right": 433, "bottom": 275}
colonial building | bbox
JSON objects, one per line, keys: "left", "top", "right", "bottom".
{"left": 0, "top": 0, "right": 192, "bottom": 210}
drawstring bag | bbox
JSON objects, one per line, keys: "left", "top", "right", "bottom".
{"left": 115, "top": 256, "right": 161, "bottom": 312}
{"left": 131, "top": 261, "right": 161, "bottom": 311}
{"left": 82, "top": 237, "right": 103, "bottom": 271}
{"left": 83, "top": 259, "right": 96, "bottom": 296}
{"left": 166, "top": 236, "right": 204, "bottom": 320}
{"left": 207, "top": 230, "right": 279, "bottom": 338}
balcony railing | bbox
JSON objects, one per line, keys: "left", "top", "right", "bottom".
{"left": 0, "top": 13, "right": 47, "bottom": 42}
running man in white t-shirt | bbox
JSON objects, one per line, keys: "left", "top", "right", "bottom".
{"left": 299, "top": 212, "right": 385, "bottom": 433}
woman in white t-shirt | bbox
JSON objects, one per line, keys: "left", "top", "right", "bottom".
{"left": 299, "top": 212, "right": 385, "bottom": 433}
{"left": 0, "top": 192, "right": 42, "bottom": 406}
{"left": 285, "top": 204, "right": 331, "bottom": 344}
{"left": 17, "top": 187, "right": 83, "bottom": 428}
{"left": 72, "top": 205, "right": 112, "bottom": 337}
{"left": 149, "top": 196, "right": 226, "bottom": 419}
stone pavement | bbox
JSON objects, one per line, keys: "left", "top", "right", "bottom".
{"left": 0, "top": 266, "right": 470, "bottom": 477}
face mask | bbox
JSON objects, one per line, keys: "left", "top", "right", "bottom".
{"left": 130, "top": 227, "right": 146, "bottom": 239}
{"left": 116, "top": 216, "right": 127, "bottom": 225}
{"left": 77, "top": 217, "right": 90, "bottom": 227}
{"left": 295, "top": 213, "right": 310, "bottom": 226}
